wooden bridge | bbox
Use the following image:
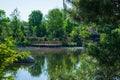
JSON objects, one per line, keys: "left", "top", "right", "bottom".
{"left": 28, "top": 40, "right": 63, "bottom": 47}
{"left": 28, "top": 44, "right": 62, "bottom": 47}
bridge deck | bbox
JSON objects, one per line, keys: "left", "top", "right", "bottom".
{"left": 29, "top": 44, "right": 62, "bottom": 47}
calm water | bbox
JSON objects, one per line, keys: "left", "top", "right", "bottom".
{"left": 4, "top": 47, "right": 83, "bottom": 80}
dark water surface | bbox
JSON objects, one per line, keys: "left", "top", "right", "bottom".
{"left": 5, "top": 47, "right": 83, "bottom": 80}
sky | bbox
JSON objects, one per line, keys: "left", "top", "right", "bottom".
{"left": 0, "top": 0, "right": 63, "bottom": 21}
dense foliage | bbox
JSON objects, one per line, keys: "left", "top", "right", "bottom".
{"left": 66, "top": 0, "right": 120, "bottom": 24}
{"left": 46, "top": 8, "right": 64, "bottom": 39}
{"left": 27, "top": 8, "right": 81, "bottom": 46}
{"left": 1, "top": 1, "right": 119, "bottom": 79}
{"left": 0, "top": 9, "right": 29, "bottom": 79}
{"left": 0, "top": 7, "right": 82, "bottom": 79}
{"left": 65, "top": 0, "right": 120, "bottom": 79}
{"left": 28, "top": 10, "right": 43, "bottom": 36}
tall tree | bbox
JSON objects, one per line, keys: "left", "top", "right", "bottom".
{"left": 36, "top": 18, "right": 47, "bottom": 37}
{"left": 0, "top": 10, "right": 5, "bottom": 23}
{"left": 0, "top": 10, "right": 28, "bottom": 79}
{"left": 47, "top": 8, "right": 64, "bottom": 39}
{"left": 0, "top": 10, "right": 6, "bottom": 36}
{"left": 65, "top": 0, "right": 120, "bottom": 24}
{"left": 66, "top": 0, "right": 120, "bottom": 79}
{"left": 64, "top": 18, "right": 74, "bottom": 34}
{"left": 0, "top": 10, "right": 10, "bottom": 40}
{"left": 28, "top": 10, "right": 43, "bottom": 36}
{"left": 10, "top": 8, "right": 25, "bottom": 45}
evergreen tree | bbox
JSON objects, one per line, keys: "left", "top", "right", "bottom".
{"left": 9, "top": 8, "right": 26, "bottom": 45}
{"left": 66, "top": 0, "right": 120, "bottom": 79}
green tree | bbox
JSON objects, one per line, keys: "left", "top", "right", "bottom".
{"left": 9, "top": 8, "right": 26, "bottom": 45}
{"left": 21, "top": 21, "right": 29, "bottom": 36}
{"left": 0, "top": 10, "right": 10, "bottom": 40}
{"left": 0, "top": 37, "right": 28, "bottom": 79}
{"left": 70, "top": 27, "right": 82, "bottom": 46}
{"left": 36, "top": 19, "right": 47, "bottom": 37}
{"left": 0, "top": 10, "right": 5, "bottom": 24}
{"left": 66, "top": 0, "right": 120, "bottom": 79}
{"left": 28, "top": 10, "right": 43, "bottom": 36}
{"left": 65, "top": 0, "right": 120, "bottom": 24}
{"left": 0, "top": 9, "right": 29, "bottom": 80}
{"left": 47, "top": 8, "right": 64, "bottom": 39}
{"left": 64, "top": 18, "right": 74, "bottom": 34}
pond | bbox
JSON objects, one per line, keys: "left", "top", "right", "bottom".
{"left": 4, "top": 47, "right": 83, "bottom": 80}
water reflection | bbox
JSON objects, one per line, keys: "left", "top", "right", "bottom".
{"left": 1, "top": 47, "right": 120, "bottom": 80}
{"left": 3, "top": 47, "right": 82, "bottom": 80}
{"left": 15, "top": 58, "right": 49, "bottom": 80}
{"left": 28, "top": 56, "right": 45, "bottom": 77}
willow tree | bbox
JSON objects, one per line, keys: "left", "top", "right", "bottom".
{"left": 65, "top": 0, "right": 120, "bottom": 79}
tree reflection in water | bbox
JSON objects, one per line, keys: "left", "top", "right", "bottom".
{"left": 46, "top": 51, "right": 81, "bottom": 80}
{"left": 28, "top": 56, "right": 45, "bottom": 77}
{"left": 0, "top": 63, "right": 33, "bottom": 80}
{"left": 27, "top": 48, "right": 82, "bottom": 80}
{"left": 1, "top": 47, "right": 120, "bottom": 80}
